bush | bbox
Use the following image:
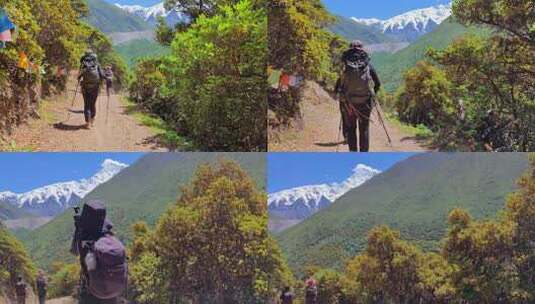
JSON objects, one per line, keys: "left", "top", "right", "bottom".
{"left": 130, "top": 0, "right": 267, "bottom": 151}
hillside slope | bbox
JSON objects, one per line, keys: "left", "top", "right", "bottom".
{"left": 276, "top": 153, "right": 530, "bottom": 274}
{"left": 115, "top": 38, "right": 169, "bottom": 67}
{"left": 85, "top": 0, "right": 153, "bottom": 33}
{"left": 372, "top": 18, "right": 485, "bottom": 92}
{"left": 328, "top": 16, "right": 398, "bottom": 45}
{"left": 21, "top": 153, "right": 266, "bottom": 268}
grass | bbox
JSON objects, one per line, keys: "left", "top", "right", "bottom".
{"left": 0, "top": 138, "right": 35, "bottom": 152}
{"left": 120, "top": 96, "right": 195, "bottom": 150}
{"left": 385, "top": 112, "right": 433, "bottom": 139}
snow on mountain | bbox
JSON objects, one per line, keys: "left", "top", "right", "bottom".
{"left": 0, "top": 159, "right": 128, "bottom": 217}
{"left": 268, "top": 164, "right": 380, "bottom": 221}
{"left": 351, "top": 3, "right": 452, "bottom": 41}
{"left": 115, "top": 2, "right": 188, "bottom": 26}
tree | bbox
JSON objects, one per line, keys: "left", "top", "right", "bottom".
{"left": 503, "top": 154, "right": 535, "bottom": 302}
{"left": 268, "top": 0, "right": 336, "bottom": 123}
{"left": 130, "top": 160, "right": 292, "bottom": 303}
{"left": 396, "top": 61, "right": 456, "bottom": 128}
{"left": 47, "top": 263, "right": 79, "bottom": 299}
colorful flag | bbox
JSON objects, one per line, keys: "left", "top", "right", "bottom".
{"left": 279, "top": 73, "right": 290, "bottom": 91}
{"left": 268, "top": 69, "right": 282, "bottom": 89}
{"left": 0, "top": 29, "right": 11, "bottom": 42}
{"left": 0, "top": 9, "right": 15, "bottom": 33}
{"left": 18, "top": 51, "right": 29, "bottom": 70}
{"left": 289, "top": 75, "right": 304, "bottom": 87}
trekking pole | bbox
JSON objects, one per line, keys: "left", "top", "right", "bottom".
{"left": 106, "top": 88, "right": 110, "bottom": 125}
{"left": 372, "top": 95, "right": 394, "bottom": 149}
{"left": 65, "top": 79, "right": 80, "bottom": 123}
{"left": 336, "top": 115, "right": 342, "bottom": 153}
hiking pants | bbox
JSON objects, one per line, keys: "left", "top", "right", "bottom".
{"left": 39, "top": 294, "right": 46, "bottom": 304}
{"left": 16, "top": 296, "right": 25, "bottom": 304}
{"left": 106, "top": 80, "right": 113, "bottom": 97}
{"left": 341, "top": 100, "right": 372, "bottom": 152}
{"left": 82, "top": 87, "right": 99, "bottom": 123}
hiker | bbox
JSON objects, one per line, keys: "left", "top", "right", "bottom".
{"left": 78, "top": 49, "right": 104, "bottom": 129}
{"left": 279, "top": 286, "right": 294, "bottom": 304}
{"left": 103, "top": 65, "right": 114, "bottom": 97}
{"left": 71, "top": 201, "right": 127, "bottom": 304}
{"left": 15, "top": 276, "right": 27, "bottom": 304}
{"left": 36, "top": 270, "right": 48, "bottom": 304}
{"left": 336, "top": 40, "right": 381, "bottom": 152}
{"left": 304, "top": 278, "right": 318, "bottom": 304}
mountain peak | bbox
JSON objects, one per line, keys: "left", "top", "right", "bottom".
{"left": 268, "top": 164, "right": 381, "bottom": 231}
{"left": 351, "top": 3, "right": 452, "bottom": 41}
{"left": 114, "top": 2, "right": 188, "bottom": 26}
{"left": 0, "top": 160, "right": 128, "bottom": 216}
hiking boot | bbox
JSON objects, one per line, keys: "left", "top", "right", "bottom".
{"left": 90, "top": 118, "right": 95, "bottom": 128}
{"left": 85, "top": 122, "right": 90, "bottom": 129}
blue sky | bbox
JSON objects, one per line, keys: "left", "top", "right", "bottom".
{"left": 0, "top": 153, "right": 145, "bottom": 193}
{"left": 109, "top": 0, "right": 161, "bottom": 6}
{"left": 322, "top": 0, "right": 451, "bottom": 19}
{"left": 268, "top": 153, "right": 418, "bottom": 193}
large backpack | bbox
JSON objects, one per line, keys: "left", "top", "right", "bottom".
{"left": 87, "top": 234, "right": 127, "bottom": 300}
{"left": 80, "top": 54, "right": 101, "bottom": 90}
{"left": 341, "top": 48, "right": 372, "bottom": 104}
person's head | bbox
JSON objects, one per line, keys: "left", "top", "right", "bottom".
{"left": 84, "top": 49, "right": 94, "bottom": 56}
{"left": 283, "top": 286, "right": 290, "bottom": 293}
{"left": 306, "top": 278, "right": 317, "bottom": 287}
{"left": 106, "top": 65, "right": 112, "bottom": 71}
{"left": 38, "top": 269, "right": 44, "bottom": 276}
{"left": 17, "top": 276, "right": 22, "bottom": 282}
{"left": 350, "top": 40, "right": 364, "bottom": 49}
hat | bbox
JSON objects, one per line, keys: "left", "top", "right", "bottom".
{"left": 350, "top": 40, "right": 364, "bottom": 49}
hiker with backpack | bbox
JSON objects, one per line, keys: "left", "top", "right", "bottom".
{"left": 104, "top": 65, "right": 114, "bottom": 97}
{"left": 71, "top": 200, "right": 128, "bottom": 304}
{"left": 15, "top": 276, "right": 27, "bottom": 304}
{"left": 78, "top": 50, "right": 105, "bottom": 129}
{"left": 336, "top": 40, "right": 382, "bottom": 152}
{"left": 279, "top": 286, "right": 294, "bottom": 304}
{"left": 36, "top": 270, "right": 48, "bottom": 304}
{"left": 304, "top": 278, "right": 318, "bottom": 304}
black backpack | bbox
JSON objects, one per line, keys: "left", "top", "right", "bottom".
{"left": 340, "top": 48, "right": 372, "bottom": 104}
{"left": 80, "top": 54, "right": 101, "bottom": 89}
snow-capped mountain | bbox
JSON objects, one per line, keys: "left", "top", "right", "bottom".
{"left": 268, "top": 164, "right": 381, "bottom": 222}
{"left": 115, "top": 2, "right": 188, "bottom": 26}
{"left": 0, "top": 159, "right": 128, "bottom": 217}
{"left": 352, "top": 3, "right": 452, "bottom": 42}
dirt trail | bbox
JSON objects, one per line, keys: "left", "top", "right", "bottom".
{"left": 3, "top": 77, "right": 166, "bottom": 152}
{"left": 269, "top": 82, "right": 431, "bottom": 152}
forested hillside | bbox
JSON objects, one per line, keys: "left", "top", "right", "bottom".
{"left": 277, "top": 153, "right": 530, "bottom": 274}
{"left": 274, "top": 153, "right": 535, "bottom": 303}
{"left": 85, "top": 0, "right": 153, "bottom": 33}
{"left": 114, "top": 38, "right": 169, "bottom": 67}
{"left": 372, "top": 18, "right": 485, "bottom": 92}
